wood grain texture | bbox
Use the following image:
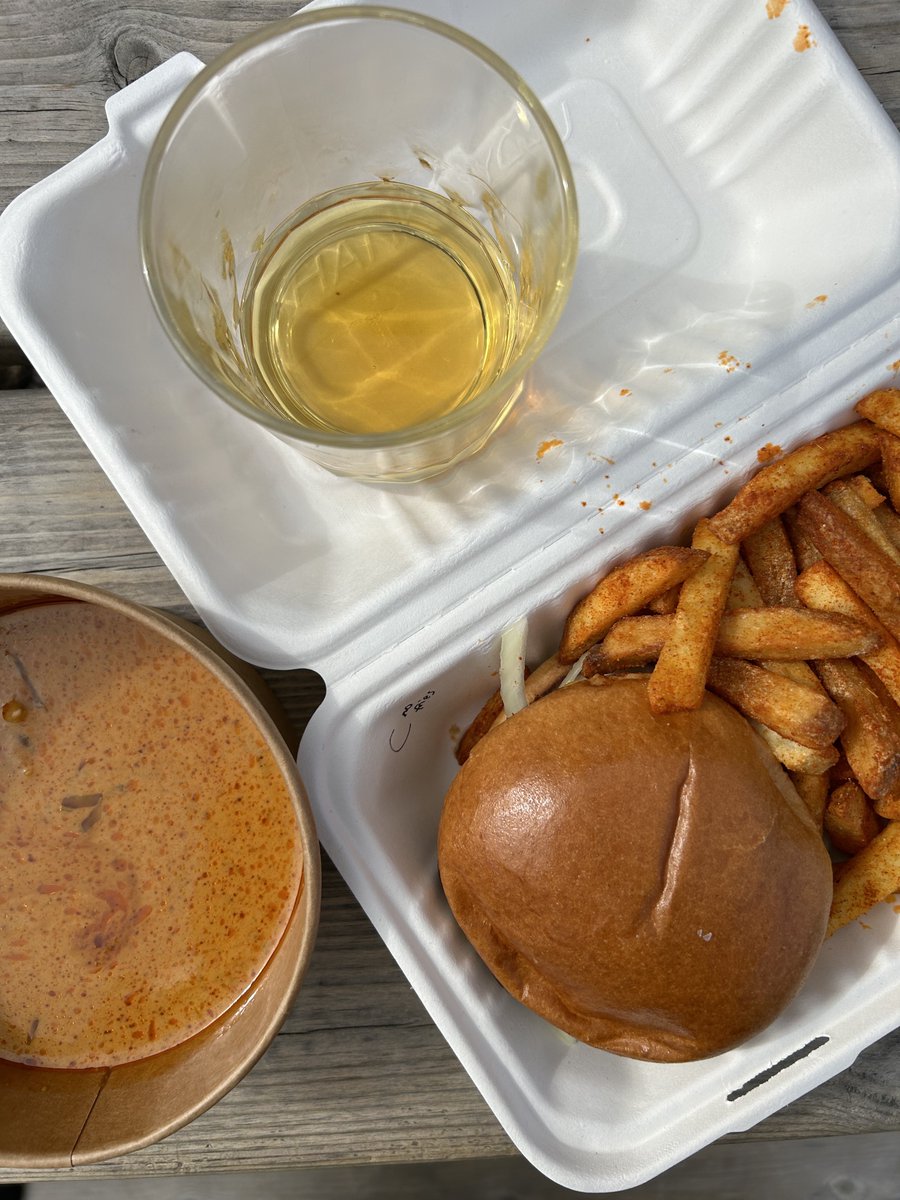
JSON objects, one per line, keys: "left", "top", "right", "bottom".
{"left": 1, "top": 0, "right": 900, "bottom": 1184}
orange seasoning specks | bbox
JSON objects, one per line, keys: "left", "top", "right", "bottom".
{"left": 805, "top": 294, "right": 828, "bottom": 308}
{"left": 619, "top": 388, "right": 632, "bottom": 397}
{"left": 639, "top": 500, "right": 653, "bottom": 511}
{"left": 766, "top": 0, "right": 789, "bottom": 16}
{"left": 536, "top": 438, "right": 564, "bottom": 460}
{"left": 0, "top": 602, "right": 303, "bottom": 1069}
{"left": 718, "top": 354, "right": 752, "bottom": 372}
{"left": 794, "top": 23, "right": 816, "bottom": 51}
{"left": 757, "top": 442, "right": 783, "bottom": 463}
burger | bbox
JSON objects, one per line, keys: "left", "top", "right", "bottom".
{"left": 437, "top": 675, "right": 833, "bottom": 1062}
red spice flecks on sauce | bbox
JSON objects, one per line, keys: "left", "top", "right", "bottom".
{"left": 794, "top": 23, "right": 815, "bottom": 51}
{"left": 0, "top": 601, "right": 303, "bottom": 1069}
{"left": 536, "top": 438, "right": 564, "bottom": 460}
{"left": 757, "top": 442, "right": 783, "bottom": 463}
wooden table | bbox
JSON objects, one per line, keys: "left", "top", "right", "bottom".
{"left": 1, "top": 0, "right": 899, "bottom": 1185}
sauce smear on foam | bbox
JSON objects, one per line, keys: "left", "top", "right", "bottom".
{"left": 0, "top": 601, "right": 302, "bottom": 1069}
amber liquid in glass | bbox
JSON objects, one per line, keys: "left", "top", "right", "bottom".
{"left": 243, "top": 183, "right": 518, "bottom": 436}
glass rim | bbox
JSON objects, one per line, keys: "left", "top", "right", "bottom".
{"left": 139, "top": 4, "right": 580, "bottom": 452}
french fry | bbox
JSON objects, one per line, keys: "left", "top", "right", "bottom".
{"left": 647, "top": 520, "right": 738, "bottom": 713}
{"left": 795, "top": 560, "right": 900, "bottom": 707}
{"left": 827, "top": 819, "right": 900, "bottom": 936}
{"left": 783, "top": 505, "right": 823, "bottom": 571}
{"left": 646, "top": 585, "right": 681, "bottom": 615}
{"left": 742, "top": 516, "right": 799, "bottom": 606}
{"left": 815, "top": 658, "right": 900, "bottom": 804}
{"left": 751, "top": 721, "right": 838, "bottom": 776}
{"left": 876, "top": 427, "right": 900, "bottom": 512}
{"left": 707, "top": 421, "right": 880, "bottom": 545}
{"left": 823, "top": 477, "right": 900, "bottom": 569}
{"left": 830, "top": 754, "right": 856, "bottom": 783}
{"left": 825, "top": 781, "right": 882, "bottom": 856}
{"left": 455, "top": 653, "right": 574, "bottom": 762}
{"left": 874, "top": 503, "right": 900, "bottom": 552}
{"left": 708, "top": 605, "right": 879, "bottom": 661}
{"left": 727, "top": 558, "right": 762, "bottom": 610}
{"left": 584, "top": 607, "right": 881, "bottom": 673}
{"left": 854, "top": 387, "right": 900, "bottom": 437}
{"left": 795, "top": 489, "right": 900, "bottom": 642}
{"left": 790, "top": 771, "right": 829, "bottom": 829}
{"left": 706, "top": 657, "right": 844, "bottom": 749}
{"left": 558, "top": 546, "right": 708, "bottom": 664}
{"left": 842, "top": 473, "right": 886, "bottom": 510}
{"left": 727, "top": 559, "right": 822, "bottom": 691}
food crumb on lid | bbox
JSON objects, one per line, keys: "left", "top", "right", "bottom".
{"left": 757, "top": 442, "right": 783, "bottom": 463}
{"left": 536, "top": 438, "right": 564, "bottom": 460}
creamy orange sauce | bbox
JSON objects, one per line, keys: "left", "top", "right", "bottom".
{"left": 0, "top": 601, "right": 302, "bottom": 1069}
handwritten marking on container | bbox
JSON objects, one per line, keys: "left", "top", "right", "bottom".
{"left": 794, "top": 24, "right": 816, "bottom": 51}
{"left": 805, "top": 294, "right": 828, "bottom": 308}
{"left": 766, "top": 0, "right": 789, "bottom": 16}
{"left": 390, "top": 690, "right": 436, "bottom": 753}
{"left": 536, "top": 438, "right": 564, "bottom": 460}
{"left": 757, "top": 442, "right": 782, "bottom": 463}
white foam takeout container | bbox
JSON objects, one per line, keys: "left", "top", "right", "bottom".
{"left": 2, "top": 0, "right": 900, "bottom": 1189}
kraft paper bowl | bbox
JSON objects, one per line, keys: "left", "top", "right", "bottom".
{"left": 0, "top": 573, "right": 320, "bottom": 1167}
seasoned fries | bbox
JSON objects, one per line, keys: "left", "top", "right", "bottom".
{"left": 795, "top": 560, "right": 900, "bottom": 707}
{"left": 706, "top": 658, "right": 843, "bottom": 750}
{"left": 647, "top": 520, "right": 738, "bottom": 714}
{"left": 742, "top": 516, "right": 799, "bottom": 607}
{"left": 876, "top": 428, "right": 900, "bottom": 512}
{"left": 815, "top": 658, "right": 900, "bottom": 806}
{"left": 823, "top": 477, "right": 900, "bottom": 569}
{"left": 855, "top": 387, "right": 900, "bottom": 437}
{"left": 827, "top": 820, "right": 900, "bottom": 937}
{"left": 751, "top": 723, "right": 838, "bottom": 776}
{"left": 583, "top": 607, "right": 880, "bottom": 672}
{"left": 790, "top": 771, "right": 829, "bottom": 830}
{"left": 824, "top": 781, "right": 882, "bottom": 856}
{"left": 459, "top": 391, "right": 900, "bottom": 935}
{"left": 795, "top": 489, "right": 900, "bottom": 641}
{"left": 559, "top": 545, "right": 708, "bottom": 664}
{"left": 706, "top": 421, "right": 880, "bottom": 545}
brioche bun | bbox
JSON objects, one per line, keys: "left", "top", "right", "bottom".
{"left": 438, "top": 676, "right": 832, "bottom": 1062}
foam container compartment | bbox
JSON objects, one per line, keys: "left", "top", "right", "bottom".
{"left": 2, "top": 0, "right": 900, "bottom": 1188}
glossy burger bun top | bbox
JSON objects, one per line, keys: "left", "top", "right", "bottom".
{"left": 438, "top": 676, "right": 833, "bottom": 1063}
